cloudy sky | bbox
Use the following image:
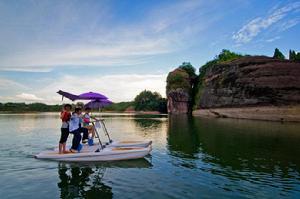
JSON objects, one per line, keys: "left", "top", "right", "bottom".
{"left": 0, "top": 0, "right": 299, "bottom": 104}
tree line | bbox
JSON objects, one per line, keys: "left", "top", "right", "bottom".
{"left": 0, "top": 90, "right": 168, "bottom": 113}
{"left": 273, "top": 48, "right": 300, "bottom": 61}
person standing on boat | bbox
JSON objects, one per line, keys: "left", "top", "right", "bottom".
{"left": 59, "top": 104, "right": 72, "bottom": 154}
{"left": 69, "top": 107, "right": 89, "bottom": 153}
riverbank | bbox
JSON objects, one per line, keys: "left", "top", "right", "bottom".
{"left": 193, "top": 105, "right": 300, "bottom": 122}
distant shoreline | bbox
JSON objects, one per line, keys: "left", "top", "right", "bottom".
{"left": 0, "top": 110, "right": 166, "bottom": 115}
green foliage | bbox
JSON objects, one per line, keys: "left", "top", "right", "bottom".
{"left": 166, "top": 62, "right": 196, "bottom": 95}
{"left": 0, "top": 102, "right": 62, "bottom": 112}
{"left": 134, "top": 90, "right": 167, "bottom": 113}
{"left": 179, "top": 62, "right": 196, "bottom": 77}
{"left": 289, "top": 50, "right": 300, "bottom": 61}
{"left": 102, "top": 102, "right": 134, "bottom": 112}
{"left": 273, "top": 48, "right": 285, "bottom": 60}
{"left": 166, "top": 70, "right": 191, "bottom": 92}
{"left": 199, "top": 49, "right": 243, "bottom": 79}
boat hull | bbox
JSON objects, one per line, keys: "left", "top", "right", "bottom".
{"left": 35, "top": 145, "right": 152, "bottom": 162}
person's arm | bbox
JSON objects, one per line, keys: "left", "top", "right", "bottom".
{"left": 60, "top": 111, "right": 66, "bottom": 120}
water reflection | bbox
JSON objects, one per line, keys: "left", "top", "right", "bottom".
{"left": 58, "top": 164, "right": 112, "bottom": 199}
{"left": 134, "top": 118, "right": 163, "bottom": 129}
{"left": 167, "top": 115, "right": 300, "bottom": 187}
{"left": 167, "top": 115, "right": 200, "bottom": 158}
{"left": 57, "top": 159, "right": 152, "bottom": 199}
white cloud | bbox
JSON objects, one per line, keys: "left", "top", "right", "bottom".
{"left": 0, "top": 78, "right": 27, "bottom": 90}
{"left": 36, "top": 73, "right": 167, "bottom": 104}
{"left": 0, "top": 1, "right": 216, "bottom": 72}
{"left": 265, "top": 36, "right": 281, "bottom": 42}
{"left": 278, "top": 18, "right": 300, "bottom": 31}
{"left": 16, "top": 93, "right": 44, "bottom": 101}
{"left": 233, "top": 2, "right": 300, "bottom": 44}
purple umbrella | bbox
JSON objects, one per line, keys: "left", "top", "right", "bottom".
{"left": 78, "top": 92, "right": 108, "bottom": 100}
{"left": 84, "top": 99, "right": 112, "bottom": 109}
{"left": 57, "top": 90, "right": 79, "bottom": 101}
{"left": 57, "top": 90, "right": 109, "bottom": 101}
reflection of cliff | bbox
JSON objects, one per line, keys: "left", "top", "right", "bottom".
{"left": 167, "top": 115, "right": 300, "bottom": 174}
{"left": 58, "top": 164, "right": 112, "bottom": 199}
{"left": 167, "top": 115, "right": 200, "bottom": 158}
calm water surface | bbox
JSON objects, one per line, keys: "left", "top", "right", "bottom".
{"left": 0, "top": 113, "right": 300, "bottom": 199}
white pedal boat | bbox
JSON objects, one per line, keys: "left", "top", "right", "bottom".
{"left": 35, "top": 145, "right": 152, "bottom": 162}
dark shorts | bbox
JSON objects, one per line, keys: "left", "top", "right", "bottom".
{"left": 59, "top": 128, "right": 69, "bottom": 144}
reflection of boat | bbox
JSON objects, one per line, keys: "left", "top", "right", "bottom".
{"left": 35, "top": 145, "right": 152, "bottom": 162}
{"left": 58, "top": 163, "right": 112, "bottom": 199}
{"left": 58, "top": 159, "right": 151, "bottom": 199}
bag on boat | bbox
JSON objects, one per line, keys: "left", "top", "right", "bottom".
{"left": 95, "top": 121, "right": 101, "bottom": 129}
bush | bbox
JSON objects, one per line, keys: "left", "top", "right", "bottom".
{"left": 134, "top": 90, "right": 167, "bottom": 113}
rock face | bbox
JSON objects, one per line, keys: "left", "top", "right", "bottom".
{"left": 197, "top": 56, "right": 300, "bottom": 108}
{"left": 166, "top": 68, "right": 194, "bottom": 114}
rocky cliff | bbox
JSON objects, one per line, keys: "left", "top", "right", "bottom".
{"left": 167, "top": 55, "right": 300, "bottom": 121}
{"left": 166, "top": 68, "right": 195, "bottom": 114}
{"left": 197, "top": 56, "right": 300, "bottom": 108}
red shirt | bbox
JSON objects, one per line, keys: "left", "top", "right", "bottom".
{"left": 60, "top": 111, "right": 71, "bottom": 122}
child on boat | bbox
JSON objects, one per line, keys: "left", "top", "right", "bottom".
{"left": 83, "top": 107, "right": 95, "bottom": 139}
{"left": 59, "top": 104, "right": 72, "bottom": 154}
{"left": 69, "top": 107, "right": 89, "bottom": 153}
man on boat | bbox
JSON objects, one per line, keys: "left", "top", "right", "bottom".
{"left": 69, "top": 107, "right": 89, "bottom": 153}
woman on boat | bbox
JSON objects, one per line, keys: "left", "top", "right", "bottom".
{"left": 59, "top": 104, "right": 72, "bottom": 154}
{"left": 83, "top": 107, "right": 95, "bottom": 139}
{"left": 69, "top": 107, "right": 89, "bottom": 153}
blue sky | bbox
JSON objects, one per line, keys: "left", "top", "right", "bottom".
{"left": 0, "top": 0, "right": 299, "bottom": 103}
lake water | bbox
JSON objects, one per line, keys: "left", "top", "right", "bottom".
{"left": 0, "top": 113, "right": 300, "bottom": 199}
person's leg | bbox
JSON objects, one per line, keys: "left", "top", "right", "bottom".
{"left": 59, "top": 128, "right": 67, "bottom": 154}
{"left": 61, "top": 128, "right": 69, "bottom": 153}
{"left": 81, "top": 127, "right": 89, "bottom": 141}
{"left": 71, "top": 129, "right": 81, "bottom": 151}
{"left": 85, "top": 125, "right": 95, "bottom": 138}
{"left": 91, "top": 125, "right": 95, "bottom": 139}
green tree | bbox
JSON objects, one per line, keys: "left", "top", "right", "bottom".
{"left": 134, "top": 90, "right": 167, "bottom": 112}
{"left": 179, "top": 62, "right": 196, "bottom": 77}
{"left": 273, "top": 48, "right": 285, "bottom": 60}
{"left": 289, "top": 50, "right": 300, "bottom": 61}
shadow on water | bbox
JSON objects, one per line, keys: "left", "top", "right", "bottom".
{"left": 57, "top": 159, "right": 152, "bottom": 199}
{"left": 168, "top": 115, "right": 300, "bottom": 178}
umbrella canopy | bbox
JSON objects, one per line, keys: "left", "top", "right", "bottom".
{"left": 57, "top": 90, "right": 109, "bottom": 101}
{"left": 57, "top": 90, "right": 79, "bottom": 101}
{"left": 84, "top": 99, "right": 112, "bottom": 109}
{"left": 78, "top": 92, "right": 108, "bottom": 100}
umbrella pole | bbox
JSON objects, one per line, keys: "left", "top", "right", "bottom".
{"left": 92, "top": 122, "right": 104, "bottom": 151}
{"left": 100, "top": 119, "right": 112, "bottom": 143}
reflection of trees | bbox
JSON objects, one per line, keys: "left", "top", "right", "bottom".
{"left": 58, "top": 163, "right": 112, "bottom": 199}
{"left": 134, "top": 118, "right": 162, "bottom": 129}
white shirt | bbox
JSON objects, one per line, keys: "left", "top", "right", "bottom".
{"left": 69, "top": 113, "right": 81, "bottom": 132}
